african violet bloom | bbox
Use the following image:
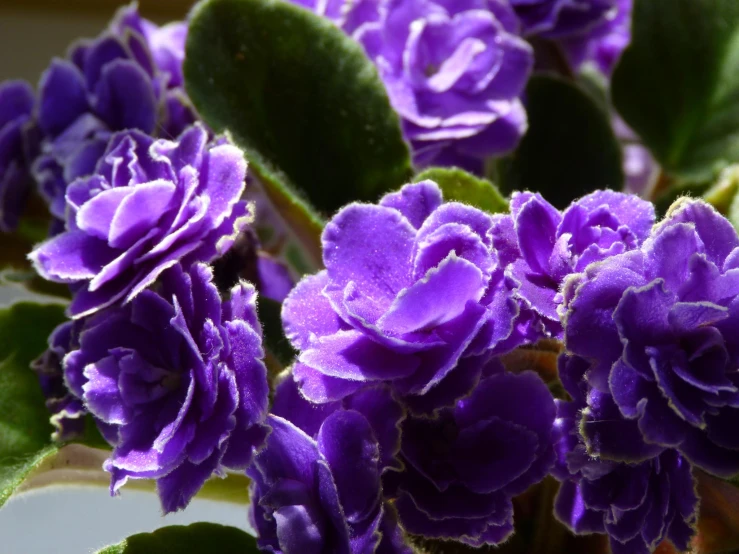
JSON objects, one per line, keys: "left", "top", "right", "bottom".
{"left": 31, "top": 320, "right": 86, "bottom": 442}
{"left": 32, "top": 3, "right": 195, "bottom": 219}
{"left": 282, "top": 180, "right": 517, "bottom": 408}
{"left": 553, "top": 356, "right": 698, "bottom": 554}
{"left": 63, "top": 263, "right": 269, "bottom": 512}
{"left": 352, "top": 0, "right": 533, "bottom": 172}
{"left": 386, "top": 360, "right": 556, "bottom": 546}
{"left": 30, "top": 124, "right": 252, "bottom": 318}
{"left": 561, "top": 199, "right": 739, "bottom": 478}
{"left": 492, "top": 190, "right": 654, "bottom": 338}
{"left": 0, "top": 81, "right": 37, "bottom": 232}
{"left": 561, "top": 0, "right": 632, "bottom": 76}
{"left": 248, "top": 376, "right": 410, "bottom": 553}
{"left": 510, "top": 0, "right": 618, "bottom": 38}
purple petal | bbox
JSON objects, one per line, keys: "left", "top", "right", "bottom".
{"left": 323, "top": 204, "right": 415, "bottom": 306}
{"left": 379, "top": 253, "right": 485, "bottom": 334}
{"left": 379, "top": 180, "right": 443, "bottom": 229}
{"left": 300, "top": 330, "right": 419, "bottom": 382}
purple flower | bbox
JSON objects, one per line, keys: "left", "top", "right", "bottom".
{"left": 31, "top": 321, "right": 86, "bottom": 442}
{"left": 386, "top": 360, "right": 556, "bottom": 547}
{"left": 30, "top": 124, "right": 252, "bottom": 318}
{"left": 281, "top": 180, "right": 517, "bottom": 408}
{"left": 552, "top": 356, "right": 698, "bottom": 554}
{"left": 561, "top": 198, "right": 739, "bottom": 478}
{"left": 63, "top": 263, "right": 269, "bottom": 512}
{"left": 561, "top": 0, "right": 632, "bottom": 76}
{"left": 32, "top": 3, "right": 195, "bottom": 219}
{"left": 248, "top": 376, "right": 410, "bottom": 554}
{"left": 510, "top": 0, "right": 618, "bottom": 38}
{"left": 352, "top": 0, "right": 533, "bottom": 173}
{"left": 491, "top": 190, "right": 654, "bottom": 338}
{"left": 0, "top": 81, "right": 37, "bottom": 232}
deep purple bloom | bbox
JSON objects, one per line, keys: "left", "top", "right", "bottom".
{"left": 282, "top": 180, "right": 517, "bottom": 408}
{"left": 248, "top": 376, "right": 410, "bottom": 554}
{"left": 32, "top": 3, "right": 195, "bottom": 219}
{"left": 561, "top": 0, "right": 632, "bottom": 76}
{"left": 62, "top": 263, "right": 269, "bottom": 512}
{"left": 552, "top": 356, "right": 698, "bottom": 554}
{"left": 386, "top": 360, "right": 556, "bottom": 546}
{"left": 353, "top": 0, "right": 533, "bottom": 173}
{"left": 561, "top": 199, "right": 739, "bottom": 478}
{"left": 31, "top": 320, "right": 86, "bottom": 442}
{"left": 30, "top": 124, "right": 252, "bottom": 318}
{"left": 491, "top": 190, "right": 654, "bottom": 338}
{"left": 510, "top": 0, "right": 618, "bottom": 38}
{"left": 0, "top": 81, "right": 37, "bottom": 232}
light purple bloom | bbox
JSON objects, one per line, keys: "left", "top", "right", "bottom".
{"left": 30, "top": 124, "right": 252, "bottom": 318}
{"left": 353, "top": 0, "right": 533, "bottom": 173}
{"left": 491, "top": 190, "right": 654, "bottom": 338}
{"left": 63, "top": 263, "right": 269, "bottom": 512}
{"left": 282, "top": 180, "right": 517, "bottom": 408}
{"left": 510, "top": 0, "right": 618, "bottom": 38}
{"left": 32, "top": 3, "right": 195, "bottom": 220}
{"left": 561, "top": 0, "right": 632, "bottom": 76}
{"left": 561, "top": 199, "right": 739, "bottom": 478}
{"left": 0, "top": 81, "right": 37, "bottom": 232}
{"left": 552, "top": 355, "right": 698, "bottom": 554}
{"left": 31, "top": 320, "right": 86, "bottom": 442}
{"left": 386, "top": 359, "right": 556, "bottom": 546}
{"left": 248, "top": 376, "right": 410, "bottom": 554}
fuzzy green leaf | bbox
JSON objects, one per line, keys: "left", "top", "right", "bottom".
{"left": 613, "top": 0, "right": 739, "bottom": 183}
{"left": 185, "top": 0, "right": 413, "bottom": 246}
{"left": 0, "top": 302, "right": 66, "bottom": 508}
{"left": 415, "top": 167, "right": 508, "bottom": 214}
{"left": 96, "top": 523, "right": 259, "bottom": 554}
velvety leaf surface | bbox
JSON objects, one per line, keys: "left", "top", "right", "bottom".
{"left": 0, "top": 302, "right": 66, "bottom": 507}
{"left": 184, "top": 0, "right": 413, "bottom": 218}
{"left": 415, "top": 167, "right": 508, "bottom": 214}
{"left": 497, "top": 76, "right": 623, "bottom": 209}
{"left": 96, "top": 523, "right": 260, "bottom": 554}
{"left": 613, "top": 0, "right": 739, "bottom": 183}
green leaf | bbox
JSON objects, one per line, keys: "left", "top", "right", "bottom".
{"left": 612, "top": 0, "right": 739, "bottom": 183}
{"left": 497, "top": 75, "right": 623, "bottom": 209}
{"left": 0, "top": 302, "right": 66, "bottom": 508}
{"left": 96, "top": 522, "right": 259, "bottom": 554}
{"left": 414, "top": 167, "right": 508, "bottom": 214}
{"left": 185, "top": 0, "right": 413, "bottom": 234}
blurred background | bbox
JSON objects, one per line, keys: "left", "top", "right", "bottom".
{"left": 0, "top": 0, "right": 190, "bottom": 82}
{"left": 0, "top": 1, "right": 251, "bottom": 552}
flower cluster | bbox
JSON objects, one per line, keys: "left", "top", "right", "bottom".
{"left": 30, "top": 124, "right": 251, "bottom": 318}
{"left": 289, "top": 0, "right": 632, "bottom": 175}
{"left": 561, "top": 199, "right": 739, "bottom": 475}
{"left": 552, "top": 355, "right": 699, "bottom": 554}
{"left": 491, "top": 190, "right": 654, "bottom": 338}
{"left": 14, "top": 4, "right": 276, "bottom": 514}
{"left": 9, "top": 2, "right": 739, "bottom": 554}
{"left": 282, "top": 180, "right": 518, "bottom": 406}
{"left": 249, "top": 377, "right": 409, "bottom": 553}
{"left": 352, "top": 0, "right": 534, "bottom": 172}
{"left": 64, "top": 263, "right": 269, "bottom": 512}
{"left": 279, "top": 180, "right": 561, "bottom": 547}
{"left": 31, "top": 4, "right": 195, "bottom": 224}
